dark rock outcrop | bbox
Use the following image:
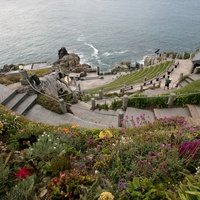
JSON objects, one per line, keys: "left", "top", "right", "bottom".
{"left": 54, "top": 48, "right": 91, "bottom": 74}
{"left": 58, "top": 47, "right": 69, "bottom": 59}
{"left": 0, "top": 64, "right": 19, "bottom": 73}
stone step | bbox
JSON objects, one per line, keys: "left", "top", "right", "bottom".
{"left": 124, "top": 107, "right": 156, "bottom": 126}
{"left": 187, "top": 76, "right": 195, "bottom": 83}
{"left": 187, "top": 104, "right": 200, "bottom": 119}
{"left": 185, "top": 78, "right": 193, "bottom": 84}
{"left": 154, "top": 107, "right": 191, "bottom": 119}
{"left": 70, "top": 102, "right": 118, "bottom": 127}
{"left": 94, "top": 109, "right": 117, "bottom": 116}
{"left": 0, "top": 84, "right": 17, "bottom": 105}
{"left": 14, "top": 94, "right": 37, "bottom": 115}
{"left": 26, "top": 104, "right": 107, "bottom": 129}
{"left": 189, "top": 74, "right": 200, "bottom": 81}
{"left": 76, "top": 101, "right": 91, "bottom": 110}
{"left": 5, "top": 92, "right": 28, "bottom": 110}
{"left": 179, "top": 80, "right": 188, "bottom": 88}
{"left": 186, "top": 116, "right": 200, "bottom": 126}
{"left": 91, "top": 98, "right": 115, "bottom": 106}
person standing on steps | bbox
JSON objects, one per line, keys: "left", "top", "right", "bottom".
{"left": 164, "top": 75, "right": 171, "bottom": 90}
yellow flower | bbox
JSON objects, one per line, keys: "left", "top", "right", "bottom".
{"left": 71, "top": 124, "right": 79, "bottom": 129}
{"left": 99, "top": 130, "right": 113, "bottom": 139}
{"left": 0, "top": 121, "right": 3, "bottom": 134}
{"left": 98, "top": 192, "right": 114, "bottom": 200}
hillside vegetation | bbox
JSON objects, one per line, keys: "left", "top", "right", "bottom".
{"left": 0, "top": 104, "right": 199, "bottom": 200}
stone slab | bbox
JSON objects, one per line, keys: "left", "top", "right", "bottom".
{"left": 124, "top": 107, "right": 156, "bottom": 126}
{"left": 5, "top": 92, "right": 27, "bottom": 110}
{"left": 154, "top": 107, "right": 191, "bottom": 119}
{"left": 13, "top": 94, "right": 37, "bottom": 115}
{"left": 26, "top": 104, "right": 106, "bottom": 129}
{"left": 0, "top": 84, "right": 16, "bottom": 104}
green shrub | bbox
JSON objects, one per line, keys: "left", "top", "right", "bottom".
{"left": 177, "top": 174, "right": 200, "bottom": 200}
{"left": 0, "top": 158, "right": 10, "bottom": 197}
{"left": 183, "top": 52, "right": 191, "bottom": 59}
{"left": 175, "top": 93, "right": 200, "bottom": 106}
{"left": 6, "top": 175, "right": 36, "bottom": 200}
{"left": 127, "top": 95, "right": 168, "bottom": 109}
{"left": 127, "top": 177, "right": 166, "bottom": 200}
{"left": 166, "top": 174, "right": 200, "bottom": 200}
{"left": 25, "top": 132, "right": 72, "bottom": 161}
{"left": 96, "top": 103, "right": 109, "bottom": 110}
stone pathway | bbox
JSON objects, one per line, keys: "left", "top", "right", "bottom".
{"left": 26, "top": 104, "right": 107, "bottom": 129}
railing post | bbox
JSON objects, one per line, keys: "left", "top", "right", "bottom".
{"left": 97, "top": 66, "right": 100, "bottom": 75}
{"left": 122, "top": 95, "right": 128, "bottom": 111}
{"left": 153, "top": 83, "right": 156, "bottom": 89}
{"left": 19, "top": 69, "right": 29, "bottom": 85}
{"left": 99, "top": 89, "right": 103, "bottom": 99}
{"left": 78, "top": 83, "right": 81, "bottom": 93}
{"left": 73, "top": 92, "right": 78, "bottom": 103}
{"left": 118, "top": 111, "right": 124, "bottom": 127}
{"left": 59, "top": 98, "right": 67, "bottom": 113}
{"left": 179, "top": 73, "right": 184, "bottom": 81}
{"left": 167, "top": 93, "right": 176, "bottom": 108}
{"left": 74, "top": 78, "right": 77, "bottom": 86}
{"left": 121, "top": 87, "right": 125, "bottom": 95}
{"left": 158, "top": 80, "right": 162, "bottom": 88}
{"left": 91, "top": 98, "right": 96, "bottom": 111}
{"left": 140, "top": 85, "right": 143, "bottom": 92}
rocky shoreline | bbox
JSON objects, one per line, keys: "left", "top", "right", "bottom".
{"left": 0, "top": 48, "right": 194, "bottom": 75}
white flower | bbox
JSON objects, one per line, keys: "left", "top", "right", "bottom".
{"left": 53, "top": 147, "right": 56, "bottom": 149}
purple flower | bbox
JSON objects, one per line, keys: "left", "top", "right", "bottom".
{"left": 179, "top": 140, "right": 200, "bottom": 160}
{"left": 117, "top": 179, "right": 127, "bottom": 190}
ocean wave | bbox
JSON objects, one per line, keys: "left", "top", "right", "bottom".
{"left": 84, "top": 42, "right": 99, "bottom": 59}
{"left": 103, "top": 50, "right": 129, "bottom": 57}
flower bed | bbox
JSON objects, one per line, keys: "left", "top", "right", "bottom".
{"left": 0, "top": 105, "right": 200, "bottom": 199}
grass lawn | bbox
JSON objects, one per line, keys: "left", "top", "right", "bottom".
{"left": 176, "top": 79, "right": 200, "bottom": 94}
{"left": 89, "top": 61, "right": 173, "bottom": 94}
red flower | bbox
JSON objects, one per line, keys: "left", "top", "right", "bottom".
{"left": 16, "top": 167, "right": 32, "bottom": 180}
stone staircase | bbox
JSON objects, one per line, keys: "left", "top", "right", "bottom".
{"left": 179, "top": 74, "right": 200, "bottom": 88}
{"left": 71, "top": 100, "right": 200, "bottom": 127}
{"left": 0, "top": 84, "right": 37, "bottom": 116}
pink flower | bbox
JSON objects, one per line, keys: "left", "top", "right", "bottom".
{"left": 60, "top": 172, "right": 66, "bottom": 179}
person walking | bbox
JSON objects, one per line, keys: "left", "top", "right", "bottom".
{"left": 164, "top": 75, "right": 171, "bottom": 90}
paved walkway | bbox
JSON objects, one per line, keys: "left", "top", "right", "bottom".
{"left": 143, "top": 59, "right": 193, "bottom": 95}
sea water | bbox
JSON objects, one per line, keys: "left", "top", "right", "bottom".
{"left": 0, "top": 0, "right": 200, "bottom": 70}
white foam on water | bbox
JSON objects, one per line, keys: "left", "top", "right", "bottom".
{"left": 84, "top": 42, "right": 99, "bottom": 59}
{"left": 103, "top": 50, "right": 129, "bottom": 57}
